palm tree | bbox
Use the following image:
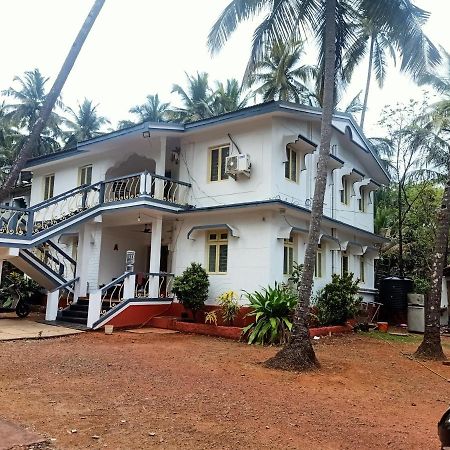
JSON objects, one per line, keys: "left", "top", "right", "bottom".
{"left": 344, "top": 6, "right": 440, "bottom": 129}
{"left": 413, "top": 53, "right": 450, "bottom": 360}
{"left": 2, "top": 69, "right": 64, "bottom": 134}
{"left": 0, "top": 0, "right": 106, "bottom": 202}
{"left": 209, "top": 0, "right": 439, "bottom": 372}
{"left": 209, "top": 0, "right": 345, "bottom": 371}
{"left": 169, "top": 72, "right": 214, "bottom": 122}
{"left": 248, "top": 39, "right": 317, "bottom": 103}
{"left": 211, "top": 79, "right": 251, "bottom": 115}
{"left": 128, "top": 94, "right": 170, "bottom": 123}
{"left": 65, "top": 98, "right": 110, "bottom": 142}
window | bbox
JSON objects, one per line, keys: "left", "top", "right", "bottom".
{"left": 44, "top": 174, "right": 55, "bottom": 200}
{"left": 340, "top": 176, "right": 350, "bottom": 205}
{"left": 359, "top": 256, "right": 365, "bottom": 282}
{"left": 358, "top": 188, "right": 366, "bottom": 212}
{"left": 341, "top": 253, "right": 349, "bottom": 276}
{"left": 207, "top": 230, "right": 228, "bottom": 273}
{"left": 79, "top": 165, "right": 92, "bottom": 186}
{"left": 209, "top": 145, "right": 229, "bottom": 182}
{"left": 314, "top": 243, "right": 323, "bottom": 278}
{"left": 285, "top": 145, "right": 298, "bottom": 182}
{"left": 283, "top": 237, "right": 294, "bottom": 275}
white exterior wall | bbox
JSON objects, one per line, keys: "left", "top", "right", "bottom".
{"left": 179, "top": 118, "right": 274, "bottom": 207}
{"left": 172, "top": 210, "right": 282, "bottom": 304}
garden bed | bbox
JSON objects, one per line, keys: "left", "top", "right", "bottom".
{"left": 146, "top": 316, "right": 353, "bottom": 340}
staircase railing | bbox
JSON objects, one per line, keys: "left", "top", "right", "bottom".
{"left": 0, "top": 171, "right": 191, "bottom": 239}
{"left": 135, "top": 272, "right": 174, "bottom": 298}
{"left": 26, "top": 240, "right": 76, "bottom": 281}
{"left": 45, "top": 276, "right": 80, "bottom": 321}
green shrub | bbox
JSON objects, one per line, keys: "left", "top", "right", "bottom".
{"left": 314, "top": 273, "right": 360, "bottom": 326}
{"left": 243, "top": 283, "right": 297, "bottom": 345}
{"left": 172, "top": 263, "right": 209, "bottom": 320}
{"left": 217, "top": 290, "right": 240, "bottom": 325}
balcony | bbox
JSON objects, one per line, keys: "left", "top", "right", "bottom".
{"left": 0, "top": 172, "right": 191, "bottom": 241}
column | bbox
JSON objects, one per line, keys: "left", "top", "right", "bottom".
{"left": 149, "top": 217, "right": 162, "bottom": 297}
{"left": 154, "top": 137, "right": 167, "bottom": 200}
{"left": 76, "top": 222, "right": 102, "bottom": 297}
{"left": 45, "top": 290, "right": 59, "bottom": 321}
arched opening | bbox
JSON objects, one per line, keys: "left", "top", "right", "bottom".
{"left": 105, "top": 153, "right": 156, "bottom": 180}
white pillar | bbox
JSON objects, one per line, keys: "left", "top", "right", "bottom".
{"left": 123, "top": 274, "right": 136, "bottom": 299}
{"left": 149, "top": 217, "right": 162, "bottom": 297}
{"left": 76, "top": 222, "right": 102, "bottom": 296}
{"left": 87, "top": 291, "right": 102, "bottom": 328}
{"left": 45, "top": 290, "right": 59, "bottom": 321}
{"left": 0, "top": 260, "right": 3, "bottom": 284}
{"left": 155, "top": 137, "right": 167, "bottom": 200}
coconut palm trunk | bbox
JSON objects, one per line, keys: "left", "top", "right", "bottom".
{"left": 0, "top": 0, "right": 105, "bottom": 202}
{"left": 414, "top": 172, "right": 449, "bottom": 360}
{"left": 360, "top": 33, "right": 375, "bottom": 130}
{"left": 265, "top": 0, "right": 336, "bottom": 371}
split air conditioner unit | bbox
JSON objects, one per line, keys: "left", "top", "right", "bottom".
{"left": 225, "top": 154, "right": 251, "bottom": 177}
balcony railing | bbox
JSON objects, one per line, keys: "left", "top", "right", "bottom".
{"left": 0, "top": 172, "right": 191, "bottom": 238}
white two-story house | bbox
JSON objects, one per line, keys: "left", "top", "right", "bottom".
{"left": 0, "top": 101, "right": 389, "bottom": 329}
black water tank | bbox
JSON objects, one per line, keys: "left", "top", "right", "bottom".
{"left": 379, "top": 277, "right": 414, "bottom": 324}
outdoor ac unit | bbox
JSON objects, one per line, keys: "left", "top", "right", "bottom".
{"left": 225, "top": 154, "right": 251, "bottom": 177}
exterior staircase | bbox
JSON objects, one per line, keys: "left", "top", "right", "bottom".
{"left": 56, "top": 296, "right": 120, "bottom": 327}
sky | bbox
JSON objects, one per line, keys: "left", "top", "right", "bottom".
{"left": 1, "top": 0, "right": 449, "bottom": 138}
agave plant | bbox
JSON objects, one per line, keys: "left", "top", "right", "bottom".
{"left": 243, "top": 283, "right": 297, "bottom": 345}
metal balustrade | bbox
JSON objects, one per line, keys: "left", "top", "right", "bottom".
{"left": 28, "top": 240, "right": 77, "bottom": 280}
{"left": 135, "top": 272, "right": 174, "bottom": 298}
{"left": 0, "top": 172, "right": 191, "bottom": 239}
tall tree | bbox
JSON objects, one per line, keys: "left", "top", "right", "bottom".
{"left": 414, "top": 53, "right": 450, "bottom": 360}
{"left": 0, "top": 0, "right": 105, "bottom": 202}
{"left": 65, "top": 98, "right": 110, "bottom": 142}
{"left": 344, "top": 4, "right": 440, "bottom": 129}
{"left": 129, "top": 94, "right": 170, "bottom": 123}
{"left": 209, "top": 0, "right": 346, "bottom": 371}
{"left": 211, "top": 79, "right": 250, "bottom": 115}
{"left": 209, "top": 0, "right": 440, "bottom": 371}
{"left": 169, "top": 72, "right": 214, "bottom": 122}
{"left": 248, "top": 39, "right": 317, "bottom": 103}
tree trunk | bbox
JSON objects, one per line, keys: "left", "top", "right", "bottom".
{"left": 0, "top": 0, "right": 105, "bottom": 202}
{"left": 265, "top": 0, "right": 336, "bottom": 372}
{"left": 398, "top": 181, "right": 404, "bottom": 278}
{"left": 414, "top": 176, "right": 449, "bottom": 360}
{"left": 360, "top": 34, "right": 374, "bottom": 130}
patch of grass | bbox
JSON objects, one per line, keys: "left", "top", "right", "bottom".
{"left": 366, "top": 330, "right": 450, "bottom": 349}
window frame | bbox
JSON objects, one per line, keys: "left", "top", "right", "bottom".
{"left": 359, "top": 256, "right": 365, "bottom": 282}
{"left": 285, "top": 145, "right": 299, "bottom": 183}
{"left": 43, "top": 174, "right": 55, "bottom": 201}
{"left": 207, "top": 230, "right": 228, "bottom": 274}
{"left": 358, "top": 188, "right": 366, "bottom": 212}
{"left": 79, "top": 164, "right": 93, "bottom": 186}
{"left": 283, "top": 236, "right": 295, "bottom": 275}
{"left": 340, "top": 176, "right": 350, "bottom": 205}
{"left": 341, "top": 253, "right": 349, "bottom": 276}
{"left": 314, "top": 243, "right": 323, "bottom": 278}
{"left": 208, "top": 144, "right": 230, "bottom": 182}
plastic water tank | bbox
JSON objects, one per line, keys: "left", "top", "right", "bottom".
{"left": 379, "top": 277, "right": 414, "bottom": 324}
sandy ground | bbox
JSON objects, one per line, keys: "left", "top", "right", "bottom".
{"left": 0, "top": 330, "right": 449, "bottom": 449}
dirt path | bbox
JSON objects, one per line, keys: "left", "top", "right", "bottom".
{"left": 0, "top": 331, "right": 448, "bottom": 449}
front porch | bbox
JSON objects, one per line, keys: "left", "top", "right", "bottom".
{"left": 45, "top": 210, "right": 177, "bottom": 328}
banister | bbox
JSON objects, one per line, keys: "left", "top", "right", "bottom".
{"left": 99, "top": 271, "right": 132, "bottom": 293}
{"left": 50, "top": 276, "right": 80, "bottom": 293}
{"left": 45, "top": 240, "right": 77, "bottom": 266}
